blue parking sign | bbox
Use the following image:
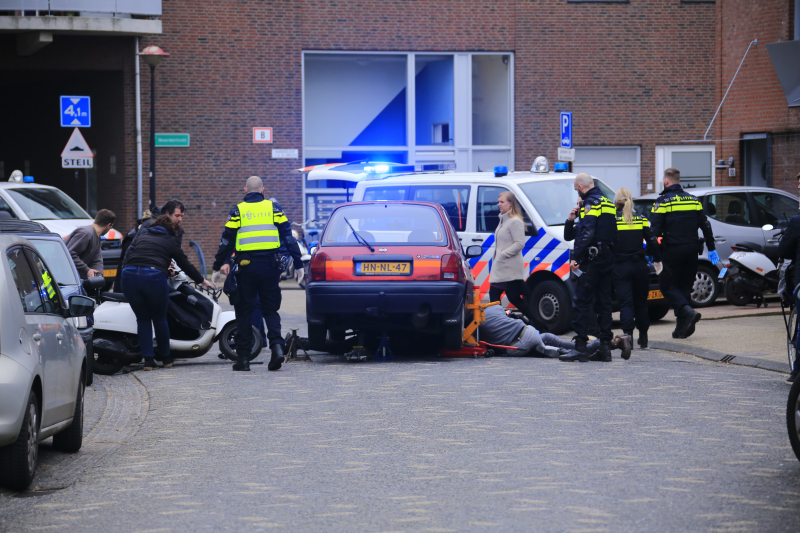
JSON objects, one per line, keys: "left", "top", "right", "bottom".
{"left": 560, "top": 111, "right": 572, "bottom": 148}
{"left": 60, "top": 96, "right": 91, "bottom": 127}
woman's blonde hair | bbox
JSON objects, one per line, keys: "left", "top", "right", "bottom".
{"left": 500, "top": 190, "right": 523, "bottom": 220}
{"left": 614, "top": 188, "right": 635, "bottom": 226}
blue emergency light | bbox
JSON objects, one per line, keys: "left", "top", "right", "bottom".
{"left": 494, "top": 166, "right": 508, "bottom": 177}
{"left": 23, "top": 176, "right": 34, "bottom": 182}
{"left": 554, "top": 162, "right": 569, "bottom": 172}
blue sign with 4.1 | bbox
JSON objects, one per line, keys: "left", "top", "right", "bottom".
{"left": 60, "top": 96, "right": 91, "bottom": 127}
{"left": 560, "top": 111, "right": 572, "bottom": 148}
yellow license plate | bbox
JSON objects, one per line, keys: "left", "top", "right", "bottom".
{"left": 103, "top": 269, "right": 117, "bottom": 278}
{"left": 648, "top": 290, "right": 664, "bottom": 300}
{"left": 357, "top": 262, "right": 411, "bottom": 275}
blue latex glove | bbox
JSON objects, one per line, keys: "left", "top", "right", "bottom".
{"left": 708, "top": 250, "right": 720, "bottom": 265}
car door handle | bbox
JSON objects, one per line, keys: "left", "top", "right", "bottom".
{"left": 32, "top": 333, "right": 42, "bottom": 341}
{"left": 472, "top": 238, "right": 484, "bottom": 242}
{"left": 714, "top": 237, "right": 726, "bottom": 242}
{"left": 56, "top": 333, "right": 64, "bottom": 340}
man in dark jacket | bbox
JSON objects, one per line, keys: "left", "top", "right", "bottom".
{"left": 212, "top": 176, "right": 303, "bottom": 372}
{"left": 560, "top": 173, "right": 617, "bottom": 363}
{"left": 649, "top": 168, "right": 717, "bottom": 339}
{"left": 66, "top": 209, "right": 115, "bottom": 279}
{"left": 778, "top": 173, "right": 800, "bottom": 383}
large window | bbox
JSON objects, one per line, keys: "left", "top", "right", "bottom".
{"left": 303, "top": 51, "right": 514, "bottom": 220}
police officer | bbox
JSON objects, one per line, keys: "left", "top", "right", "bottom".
{"left": 560, "top": 173, "right": 618, "bottom": 363}
{"left": 649, "top": 168, "right": 718, "bottom": 339}
{"left": 612, "top": 187, "right": 661, "bottom": 351}
{"left": 213, "top": 176, "right": 303, "bottom": 372}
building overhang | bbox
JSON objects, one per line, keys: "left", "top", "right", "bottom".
{"left": 0, "top": 15, "right": 161, "bottom": 36}
{"left": 767, "top": 40, "right": 800, "bottom": 108}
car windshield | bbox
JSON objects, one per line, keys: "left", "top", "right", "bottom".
{"left": 6, "top": 187, "right": 89, "bottom": 220}
{"left": 323, "top": 204, "right": 447, "bottom": 246}
{"left": 29, "top": 239, "right": 78, "bottom": 286}
{"left": 518, "top": 178, "right": 616, "bottom": 226}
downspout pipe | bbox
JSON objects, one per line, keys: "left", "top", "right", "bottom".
{"left": 135, "top": 37, "right": 143, "bottom": 220}
{"left": 704, "top": 39, "right": 758, "bottom": 141}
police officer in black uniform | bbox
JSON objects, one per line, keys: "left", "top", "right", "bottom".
{"left": 649, "top": 167, "right": 718, "bottom": 339}
{"left": 560, "top": 173, "right": 618, "bottom": 363}
{"left": 213, "top": 176, "right": 303, "bottom": 372}
{"left": 612, "top": 187, "right": 661, "bottom": 351}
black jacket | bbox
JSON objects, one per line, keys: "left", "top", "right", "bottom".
{"left": 212, "top": 192, "right": 302, "bottom": 271}
{"left": 567, "top": 187, "right": 617, "bottom": 264}
{"left": 615, "top": 211, "right": 661, "bottom": 263}
{"left": 122, "top": 225, "right": 204, "bottom": 283}
{"left": 779, "top": 214, "right": 800, "bottom": 288}
{"left": 649, "top": 184, "right": 715, "bottom": 250}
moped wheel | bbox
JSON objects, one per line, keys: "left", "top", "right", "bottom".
{"left": 724, "top": 278, "right": 754, "bottom": 306}
{"left": 787, "top": 378, "right": 800, "bottom": 462}
{"left": 218, "top": 323, "right": 263, "bottom": 361}
{"left": 92, "top": 354, "right": 125, "bottom": 376}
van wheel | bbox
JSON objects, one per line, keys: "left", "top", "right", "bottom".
{"left": 308, "top": 324, "right": 327, "bottom": 351}
{"left": 691, "top": 264, "right": 719, "bottom": 308}
{"left": 219, "top": 323, "right": 263, "bottom": 361}
{"left": 530, "top": 280, "right": 571, "bottom": 335}
{"left": 648, "top": 305, "right": 670, "bottom": 322}
{"left": 52, "top": 376, "right": 84, "bottom": 453}
{"left": 0, "top": 391, "right": 40, "bottom": 490}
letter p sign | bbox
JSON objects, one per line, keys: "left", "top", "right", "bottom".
{"left": 560, "top": 111, "right": 572, "bottom": 149}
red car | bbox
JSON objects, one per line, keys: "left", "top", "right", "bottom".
{"left": 306, "top": 201, "right": 478, "bottom": 351}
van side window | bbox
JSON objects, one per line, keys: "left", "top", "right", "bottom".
{"left": 362, "top": 187, "right": 407, "bottom": 201}
{"left": 477, "top": 186, "right": 536, "bottom": 235}
{"left": 7, "top": 247, "right": 45, "bottom": 313}
{"left": 410, "top": 186, "right": 470, "bottom": 232}
{"left": 0, "top": 197, "right": 17, "bottom": 219}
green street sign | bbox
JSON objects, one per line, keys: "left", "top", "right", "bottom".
{"left": 154, "top": 133, "right": 190, "bottom": 147}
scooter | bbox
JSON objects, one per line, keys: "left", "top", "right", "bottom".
{"left": 91, "top": 269, "right": 263, "bottom": 375}
{"left": 720, "top": 226, "right": 783, "bottom": 307}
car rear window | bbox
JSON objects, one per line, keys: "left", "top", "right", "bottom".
{"left": 323, "top": 204, "right": 447, "bottom": 246}
{"left": 518, "top": 178, "right": 615, "bottom": 226}
{"left": 633, "top": 199, "right": 656, "bottom": 219}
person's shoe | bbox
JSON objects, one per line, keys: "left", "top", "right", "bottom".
{"left": 588, "top": 342, "right": 612, "bottom": 362}
{"left": 682, "top": 306, "right": 702, "bottom": 338}
{"left": 162, "top": 357, "right": 174, "bottom": 368}
{"left": 143, "top": 358, "right": 159, "bottom": 370}
{"left": 560, "top": 337, "right": 589, "bottom": 362}
{"left": 232, "top": 356, "right": 250, "bottom": 371}
{"left": 787, "top": 372, "right": 799, "bottom": 384}
{"left": 610, "top": 334, "right": 633, "bottom": 360}
{"left": 638, "top": 331, "right": 648, "bottom": 349}
{"left": 268, "top": 344, "right": 285, "bottom": 371}
{"left": 672, "top": 313, "right": 687, "bottom": 338}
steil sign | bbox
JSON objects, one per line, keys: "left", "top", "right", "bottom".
{"left": 61, "top": 128, "right": 94, "bottom": 168}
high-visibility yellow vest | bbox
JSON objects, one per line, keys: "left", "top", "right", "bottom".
{"left": 232, "top": 200, "right": 281, "bottom": 252}
{"left": 41, "top": 270, "right": 56, "bottom": 299}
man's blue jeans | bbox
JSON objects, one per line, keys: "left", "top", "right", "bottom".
{"left": 122, "top": 266, "right": 171, "bottom": 360}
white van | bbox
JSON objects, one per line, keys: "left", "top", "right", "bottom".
{"left": 317, "top": 158, "right": 669, "bottom": 333}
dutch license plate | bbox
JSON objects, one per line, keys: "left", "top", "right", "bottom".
{"left": 103, "top": 269, "right": 117, "bottom": 278}
{"left": 648, "top": 290, "right": 664, "bottom": 300}
{"left": 718, "top": 267, "right": 727, "bottom": 279}
{"left": 357, "top": 262, "right": 410, "bottom": 275}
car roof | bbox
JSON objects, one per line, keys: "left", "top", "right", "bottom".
{"left": 333, "top": 200, "right": 447, "bottom": 210}
{"left": 357, "top": 170, "right": 580, "bottom": 186}
{"left": 635, "top": 186, "right": 799, "bottom": 201}
{"left": 0, "top": 220, "right": 57, "bottom": 235}
{"left": 0, "top": 182, "right": 58, "bottom": 190}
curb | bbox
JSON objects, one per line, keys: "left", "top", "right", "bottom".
{"left": 649, "top": 340, "right": 791, "bottom": 374}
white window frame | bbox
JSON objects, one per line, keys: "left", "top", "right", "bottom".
{"left": 655, "top": 145, "right": 716, "bottom": 192}
{"left": 301, "top": 51, "right": 514, "bottom": 217}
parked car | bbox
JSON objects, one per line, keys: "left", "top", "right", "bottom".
{"left": 306, "top": 201, "right": 477, "bottom": 351}
{"left": 0, "top": 175, "right": 124, "bottom": 280}
{"left": 0, "top": 234, "right": 95, "bottom": 490}
{"left": 334, "top": 159, "right": 668, "bottom": 333}
{"left": 0, "top": 219, "right": 101, "bottom": 386}
{"left": 634, "top": 186, "right": 799, "bottom": 307}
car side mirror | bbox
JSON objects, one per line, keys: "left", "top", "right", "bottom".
{"left": 762, "top": 224, "right": 774, "bottom": 231}
{"left": 82, "top": 276, "right": 105, "bottom": 292}
{"left": 68, "top": 295, "right": 95, "bottom": 317}
{"left": 465, "top": 245, "right": 483, "bottom": 258}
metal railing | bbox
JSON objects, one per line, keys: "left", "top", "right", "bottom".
{"left": 0, "top": 0, "right": 161, "bottom": 16}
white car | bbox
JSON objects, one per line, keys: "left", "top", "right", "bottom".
{"left": 304, "top": 158, "right": 667, "bottom": 333}
{"left": 0, "top": 235, "right": 95, "bottom": 490}
{"left": 0, "top": 176, "right": 124, "bottom": 279}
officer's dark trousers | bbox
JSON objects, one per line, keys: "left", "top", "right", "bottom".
{"left": 659, "top": 243, "right": 698, "bottom": 315}
{"left": 234, "top": 257, "right": 284, "bottom": 358}
{"left": 572, "top": 260, "right": 614, "bottom": 343}
{"left": 614, "top": 259, "right": 650, "bottom": 335}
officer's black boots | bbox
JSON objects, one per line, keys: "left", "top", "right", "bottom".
{"left": 672, "top": 305, "right": 701, "bottom": 339}
{"left": 638, "top": 331, "right": 648, "bottom": 349}
{"left": 268, "top": 344, "right": 285, "bottom": 371}
{"left": 560, "top": 337, "right": 589, "bottom": 362}
{"left": 588, "top": 341, "right": 612, "bottom": 362}
{"left": 232, "top": 356, "right": 250, "bottom": 371}
{"left": 613, "top": 334, "right": 633, "bottom": 360}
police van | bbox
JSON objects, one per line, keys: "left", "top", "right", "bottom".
{"left": 302, "top": 157, "right": 668, "bottom": 334}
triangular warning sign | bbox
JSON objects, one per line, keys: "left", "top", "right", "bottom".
{"left": 60, "top": 128, "right": 93, "bottom": 158}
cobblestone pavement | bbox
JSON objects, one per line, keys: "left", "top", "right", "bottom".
{"left": 2, "top": 342, "right": 800, "bottom": 532}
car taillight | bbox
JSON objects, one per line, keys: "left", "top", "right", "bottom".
{"left": 440, "top": 254, "right": 462, "bottom": 282}
{"left": 309, "top": 253, "right": 326, "bottom": 282}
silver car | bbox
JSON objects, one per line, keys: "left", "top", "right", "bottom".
{"left": 634, "top": 186, "right": 800, "bottom": 307}
{"left": 0, "top": 235, "right": 95, "bottom": 490}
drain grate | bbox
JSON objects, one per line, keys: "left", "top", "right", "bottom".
{"left": 720, "top": 355, "right": 737, "bottom": 363}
